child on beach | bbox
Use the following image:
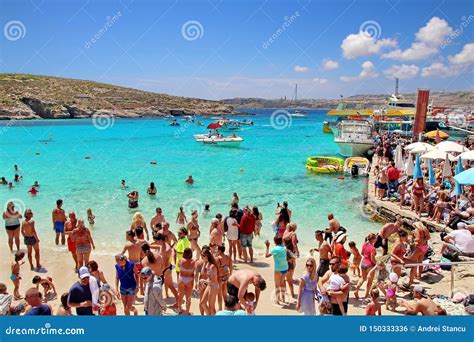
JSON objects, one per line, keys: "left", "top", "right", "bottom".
{"left": 10, "top": 251, "right": 25, "bottom": 300}
{"left": 99, "top": 284, "right": 117, "bottom": 316}
{"left": 365, "top": 288, "right": 382, "bottom": 315}
{"left": 87, "top": 208, "right": 95, "bottom": 227}
{"left": 244, "top": 292, "right": 256, "bottom": 315}
{"left": 319, "top": 300, "right": 333, "bottom": 315}
{"left": 348, "top": 241, "right": 361, "bottom": 277}
{"left": 385, "top": 272, "right": 398, "bottom": 311}
{"left": 369, "top": 260, "right": 390, "bottom": 296}
{"left": 32, "top": 276, "right": 57, "bottom": 302}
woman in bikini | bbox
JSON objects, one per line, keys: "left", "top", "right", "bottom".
{"left": 390, "top": 230, "right": 408, "bottom": 278}
{"left": 253, "top": 206, "right": 263, "bottom": 236}
{"left": 274, "top": 210, "right": 289, "bottom": 238}
{"left": 412, "top": 178, "right": 426, "bottom": 217}
{"left": 283, "top": 223, "right": 299, "bottom": 298}
{"left": 187, "top": 210, "right": 201, "bottom": 260}
{"left": 216, "top": 244, "right": 232, "bottom": 311}
{"left": 176, "top": 207, "right": 188, "bottom": 228}
{"left": 194, "top": 246, "right": 209, "bottom": 315}
{"left": 71, "top": 219, "right": 95, "bottom": 271}
{"left": 413, "top": 221, "right": 431, "bottom": 279}
{"left": 199, "top": 248, "right": 219, "bottom": 315}
{"left": 354, "top": 233, "right": 377, "bottom": 299}
{"left": 177, "top": 248, "right": 195, "bottom": 315}
{"left": 130, "top": 212, "right": 150, "bottom": 241}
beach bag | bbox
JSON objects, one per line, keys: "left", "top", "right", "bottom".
{"left": 0, "top": 294, "right": 13, "bottom": 316}
{"left": 439, "top": 256, "right": 452, "bottom": 270}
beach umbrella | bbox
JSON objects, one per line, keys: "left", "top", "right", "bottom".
{"left": 442, "top": 153, "right": 453, "bottom": 177}
{"left": 207, "top": 122, "right": 222, "bottom": 129}
{"left": 420, "top": 149, "right": 457, "bottom": 162}
{"left": 425, "top": 129, "right": 449, "bottom": 140}
{"left": 395, "top": 144, "right": 404, "bottom": 169}
{"left": 428, "top": 159, "right": 436, "bottom": 185}
{"left": 459, "top": 150, "right": 474, "bottom": 161}
{"left": 409, "top": 145, "right": 435, "bottom": 154}
{"left": 405, "top": 152, "right": 414, "bottom": 176}
{"left": 454, "top": 157, "right": 464, "bottom": 195}
{"left": 413, "top": 155, "right": 423, "bottom": 179}
{"left": 405, "top": 142, "right": 434, "bottom": 151}
{"left": 454, "top": 167, "right": 474, "bottom": 186}
{"left": 436, "top": 141, "right": 468, "bottom": 153}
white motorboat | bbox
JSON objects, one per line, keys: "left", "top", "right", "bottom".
{"left": 218, "top": 119, "right": 241, "bottom": 131}
{"left": 194, "top": 133, "right": 243, "bottom": 147}
{"left": 334, "top": 120, "right": 374, "bottom": 157}
{"left": 289, "top": 112, "right": 307, "bottom": 117}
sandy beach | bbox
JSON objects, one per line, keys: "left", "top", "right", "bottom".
{"left": 1, "top": 230, "right": 471, "bottom": 316}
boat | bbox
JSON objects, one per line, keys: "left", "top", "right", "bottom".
{"left": 194, "top": 133, "right": 243, "bottom": 147}
{"left": 322, "top": 121, "right": 333, "bottom": 134}
{"left": 305, "top": 156, "right": 344, "bottom": 173}
{"left": 169, "top": 120, "right": 180, "bottom": 126}
{"left": 217, "top": 119, "right": 241, "bottom": 131}
{"left": 239, "top": 119, "right": 254, "bottom": 126}
{"left": 334, "top": 120, "right": 374, "bottom": 157}
{"left": 290, "top": 112, "right": 307, "bottom": 117}
{"left": 182, "top": 115, "right": 195, "bottom": 123}
{"left": 343, "top": 157, "right": 370, "bottom": 177}
{"left": 288, "top": 84, "right": 307, "bottom": 117}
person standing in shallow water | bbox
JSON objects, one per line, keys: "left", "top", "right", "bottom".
{"left": 52, "top": 199, "right": 66, "bottom": 245}
{"left": 65, "top": 212, "right": 78, "bottom": 271}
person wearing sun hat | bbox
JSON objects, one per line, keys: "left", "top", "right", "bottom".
{"left": 333, "top": 231, "right": 349, "bottom": 266}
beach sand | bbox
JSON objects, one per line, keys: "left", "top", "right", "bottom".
{"left": 1, "top": 233, "right": 472, "bottom": 316}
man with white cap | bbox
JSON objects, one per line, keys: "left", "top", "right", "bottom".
{"left": 67, "top": 266, "right": 99, "bottom": 315}
{"left": 141, "top": 266, "right": 167, "bottom": 316}
{"left": 403, "top": 285, "right": 440, "bottom": 316}
{"left": 440, "top": 223, "right": 474, "bottom": 257}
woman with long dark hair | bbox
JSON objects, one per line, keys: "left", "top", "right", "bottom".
{"left": 199, "top": 247, "right": 219, "bottom": 315}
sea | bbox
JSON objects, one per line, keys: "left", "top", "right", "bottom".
{"left": 0, "top": 109, "right": 380, "bottom": 255}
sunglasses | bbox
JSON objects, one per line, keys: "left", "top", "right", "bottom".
{"left": 305, "top": 264, "right": 314, "bottom": 267}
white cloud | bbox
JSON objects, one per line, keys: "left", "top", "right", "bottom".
{"left": 293, "top": 65, "right": 309, "bottom": 73}
{"left": 448, "top": 43, "right": 474, "bottom": 65}
{"left": 341, "top": 31, "right": 397, "bottom": 59}
{"left": 421, "top": 62, "right": 464, "bottom": 78}
{"left": 321, "top": 59, "right": 339, "bottom": 70}
{"left": 313, "top": 78, "right": 328, "bottom": 84}
{"left": 382, "top": 17, "right": 453, "bottom": 61}
{"left": 383, "top": 64, "right": 419, "bottom": 79}
{"left": 340, "top": 61, "right": 378, "bottom": 82}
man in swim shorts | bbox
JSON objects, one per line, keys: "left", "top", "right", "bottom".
{"left": 21, "top": 209, "right": 41, "bottom": 270}
{"left": 227, "top": 269, "right": 266, "bottom": 311}
{"left": 52, "top": 199, "right": 66, "bottom": 245}
{"left": 312, "top": 230, "right": 332, "bottom": 277}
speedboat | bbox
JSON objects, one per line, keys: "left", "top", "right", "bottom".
{"left": 194, "top": 133, "right": 243, "bottom": 147}
{"left": 218, "top": 119, "right": 241, "bottom": 131}
{"left": 334, "top": 120, "right": 374, "bottom": 157}
{"left": 239, "top": 119, "right": 254, "bottom": 125}
{"left": 290, "top": 110, "right": 307, "bottom": 117}
{"left": 343, "top": 157, "right": 370, "bottom": 176}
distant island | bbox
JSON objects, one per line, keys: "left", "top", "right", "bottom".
{"left": 0, "top": 74, "right": 472, "bottom": 120}
{"left": 222, "top": 91, "right": 474, "bottom": 110}
{"left": 0, "top": 74, "right": 235, "bottom": 120}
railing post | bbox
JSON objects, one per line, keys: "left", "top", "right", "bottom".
{"left": 450, "top": 267, "right": 455, "bottom": 298}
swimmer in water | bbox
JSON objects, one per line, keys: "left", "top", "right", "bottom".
{"left": 1, "top": 177, "right": 7, "bottom": 185}
{"left": 8, "top": 182, "right": 13, "bottom": 189}
{"left": 28, "top": 186, "right": 39, "bottom": 196}
{"left": 33, "top": 181, "right": 40, "bottom": 188}
{"left": 185, "top": 176, "right": 194, "bottom": 184}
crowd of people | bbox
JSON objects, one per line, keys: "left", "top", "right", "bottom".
{"left": 2, "top": 155, "right": 473, "bottom": 317}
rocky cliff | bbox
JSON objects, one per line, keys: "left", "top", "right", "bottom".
{"left": 0, "top": 74, "right": 234, "bottom": 120}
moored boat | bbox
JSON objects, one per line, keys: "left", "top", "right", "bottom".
{"left": 305, "top": 156, "right": 344, "bottom": 173}
{"left": 323, "top": 121, "right": 333, "bottom": 133}
{"left": 334, "top": 120, "right": 374, "bottom": 157}
{"left": 343, "top": 157, "right": 370, "bottom": 176}
{"left": 194, "top": 134, "right": 243, "bottom": 147}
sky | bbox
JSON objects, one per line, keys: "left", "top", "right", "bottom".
{"left": 1, "top": 0, "right": 473, "bottom": 100}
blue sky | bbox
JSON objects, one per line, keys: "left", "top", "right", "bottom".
{"left": 1, "top": 0, "right": 473, "bottom": 99}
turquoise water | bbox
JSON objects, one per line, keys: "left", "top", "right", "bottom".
{"left": 0, "top": 110, "right": 380, "bottom": 253}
